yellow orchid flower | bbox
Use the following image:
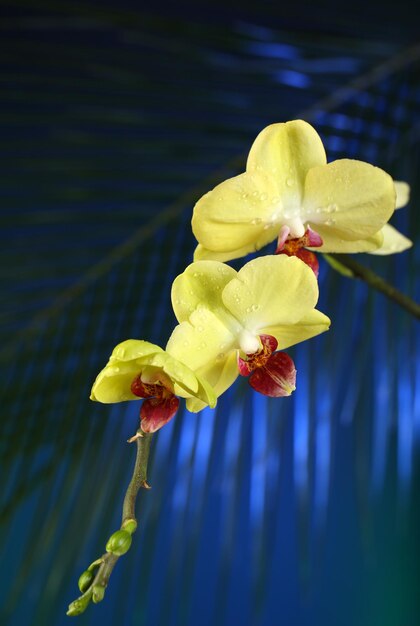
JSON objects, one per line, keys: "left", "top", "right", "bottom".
{"left": 166, "top": 255, "right": 330, "bottom": 412}
{"left": 192, "top": 119, "right": 398, "bottom": 263}
{"left": 91, "top": 340, "right": 216, "bottom": 432}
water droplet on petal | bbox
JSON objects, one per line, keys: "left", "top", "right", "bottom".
{"left": 286, "top": 178, "right": 294, "bottom": 187}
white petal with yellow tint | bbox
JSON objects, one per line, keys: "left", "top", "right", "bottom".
{"left": 311, "top": 224, "right": 384, "bottom": 253}
{"left": 191, "top": 170, "right": 280, "bottom": 253}
{"left": 394, "top": 180, "right": 410, "bottom": 209}
{"left": 303, "top": 159, "right": 395, "bottom": 241}
{"left": 222, "top": 255, "right": 319, "bottom": 332}
{"left": 186, "top": 351, "right": 239, "bottom": 413}
{"left": 247, "top": 120, "right": 327, "bottom": 206}
{"left": 370, "top": 223, "right": 413, "bottom": 255}
{"left": 259, "top": 309, "right": 330, "bottom": 351}
{"left": 171, "top": 260, "right": 237, "bottom": 322}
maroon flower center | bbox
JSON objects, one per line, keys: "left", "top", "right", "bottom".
{"left": 275, "top": 226, "right": 323, "bottom": 277}
{"left": 131, "top": 376, "right": 179, "bottom": 433}
{"left": 238, "top": 334, "right": 297, "bottom": 398}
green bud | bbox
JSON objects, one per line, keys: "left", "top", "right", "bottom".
{"left": 87, "top": 557, "right": 103, "bottom": 572}
{"left": 66, "top": 593, "right": 91, "bottom": 616}
{"left": 78, "top": 569, "right": 95, "bottom": 593}
{"left": 122, "top": 518, "right": 137, "bottom": 534}
{"left": 106, "top": 530, "right": 132, "bottom": 556}
{"left": 92, "top": 584, "right": 105, "bottom": 604}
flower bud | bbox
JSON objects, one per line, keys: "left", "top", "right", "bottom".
{"left": 66, "top": 593, "right": 91, "bottom": 616}
{"left": 122, "top": 518, "right": 137, "bottom": 534}
{"left": 78, "top": 569, "right": 94, "bottom": 593}
{"left": 105, "top": 529, "right": 132, "bottom": 556}
{"left": 92, "top": 584, "right": 105, "bottom": 604}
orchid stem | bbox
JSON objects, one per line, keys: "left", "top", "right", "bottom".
{"left": 122, "top": 431, "right": 153, "bottom": 521}
{"left": 327, "top": 254, "right": 420, "bottom": 319}
{"left": 67, "top": 430, "right": 153, "bottom": 617}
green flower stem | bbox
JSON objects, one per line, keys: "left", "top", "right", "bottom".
{"left": 327, "top": 254, "right": 420, "bottom": 319}
{"left": 67, "top": 430, "right": 153, "bottom": 617}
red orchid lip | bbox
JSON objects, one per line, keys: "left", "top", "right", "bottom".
{"left": 131, "top": 376, "right": 179, "bottom": 433}
{"left": 249, "top": 351, "right": 296, "bottom": 398}
{"left": 237, "top": 335, "right": 297, "bottom": 398}
{"left": 140, "top": 395, "right": 180, "bottom": 433}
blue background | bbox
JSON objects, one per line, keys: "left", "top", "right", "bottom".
{"left": 0, "top": 2, "right": 419, "bottom": 625}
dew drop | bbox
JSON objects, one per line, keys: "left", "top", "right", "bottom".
{"left": 251, "top": 217, "right": 262, "bottom": 225}
{"left": 197, "top": 325, "right": 204, "bottom": 332}
{"left": 260, "top": 192, "right": 268, "bottom": 201}
{"left": 286, "top": 177, "right": 294, "bottom": 187}
{"left": 251, "top": 304, "right": 259, "bottom": 312}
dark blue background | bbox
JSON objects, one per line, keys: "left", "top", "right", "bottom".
{"left": 0, "top": 2, "right": 419, "bottom": 625}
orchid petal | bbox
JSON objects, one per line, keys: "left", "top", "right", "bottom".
{"left": 394, "top": 180, "right": 410, "bottom": 209}
{"left": 303, "top": 159, "right": 395, "bottom": 241}
{"left": 247, "top": 120, "right": 327, "bottom": 204}
{"left": 259, "top": 309, "right": 331, "bottom": 350}
{"left": 370, "top": 223, "right": 413, "bottom": 255}
{"left": 166, "top": 307, "right": 237, "bottom": 373}
{"left": 193, "top": 243, "right": 256, "bottom": 263}
{"left": 109, "top": 339, "right": 164, "bottom": 363}
{"left": 91, "top": 361, "right": 144, "bottom": 403}
{"left": 310, "top": 225, "right": 384, "bottom": 253}
{"left": 171, "top": 260, "right": 236, "bottom": 322}
{"left": 145, "top": 352, "right": 199, "bottom": 395}
{"left": 222, "top": 255, "right": 320, "bottom": 332}
{"left": 191, "top": 170, "right": 281, "bottom": 254}
{"left": 185, "top": 351, "right": 239, "bottom": 413}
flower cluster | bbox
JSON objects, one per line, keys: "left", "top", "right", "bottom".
{"left": 91, "top": 119, "right": 411, "bottom": 432}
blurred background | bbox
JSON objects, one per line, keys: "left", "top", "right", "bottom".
{"left": 0, "top": 1, "right": 419, "bottom": 625}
